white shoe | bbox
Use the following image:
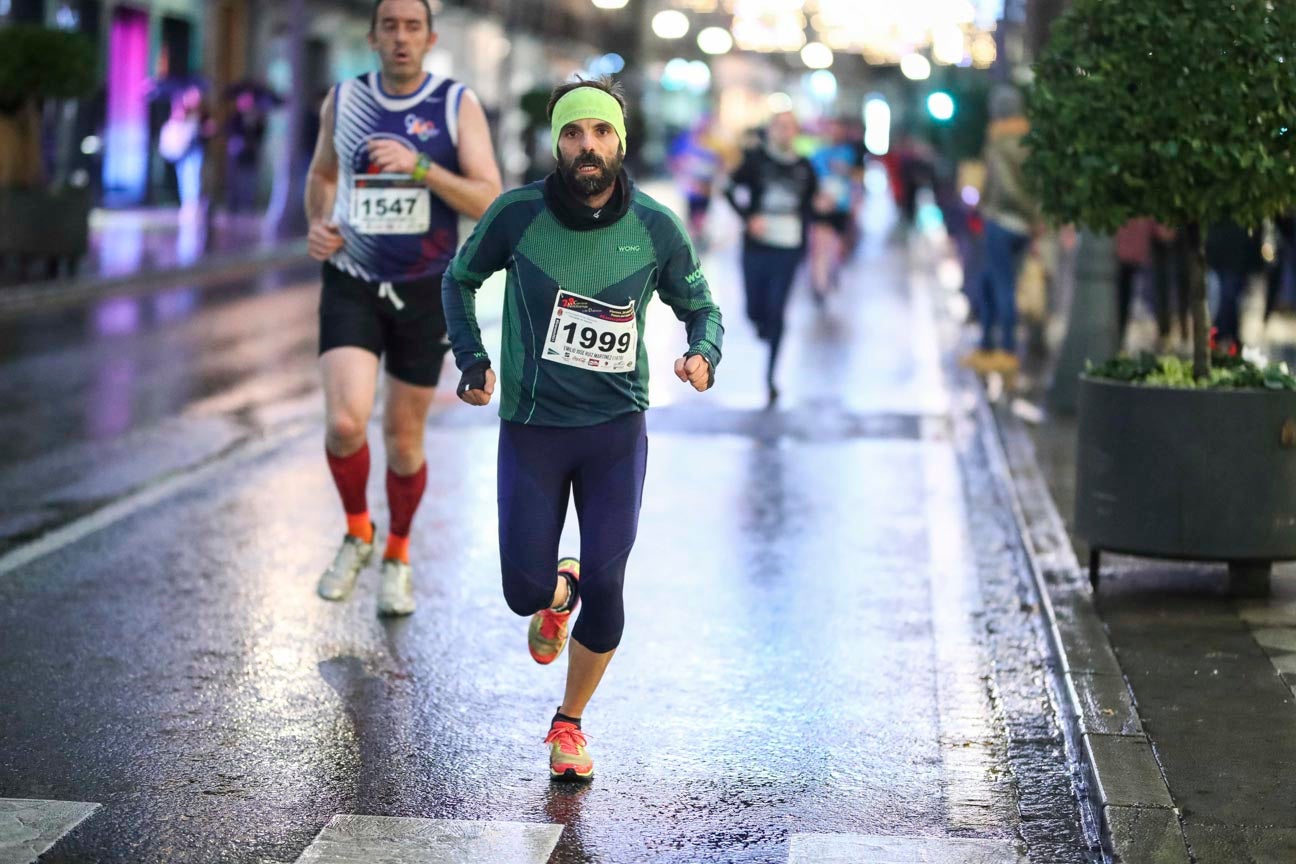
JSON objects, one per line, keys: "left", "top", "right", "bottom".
{"left": 317, "top": 532, "right": 374, "bottom": 601}
{"left": 377, "top": 559, "right": 416, "bottom": 616}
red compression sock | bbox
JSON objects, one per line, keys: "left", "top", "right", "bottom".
{"left": 385, "top": 462, "right": 427, "bottom": 563}
{"left": 326, "top": 442, "right": 373, "bottom": 543}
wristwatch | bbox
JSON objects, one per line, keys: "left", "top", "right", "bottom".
{"left": 411, "top": 153, "right": 431, "bottom": 183}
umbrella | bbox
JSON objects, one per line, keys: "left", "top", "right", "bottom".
{"left": 146, "top": 74, "right": 208, "bottom": 103}
{"left": 224, "top": 79, "right": 284, "bottom": 109}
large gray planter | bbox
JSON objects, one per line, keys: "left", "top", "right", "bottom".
{"left": 0, "top": 186, "right": 91, "bottom": 277}
{"left": 1077, "top": 375, "right": 1296, "bottom": 593}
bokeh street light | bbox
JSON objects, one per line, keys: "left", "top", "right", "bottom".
{"left": 927, "top": 91, "right": 956, "bottom": 121}
{"left": 697, "top": 26, "right": 734, "bottom": 55}
{"left": 900, "top": 53, "right": 933, "bottom": 81}
{"left": 767, "top": 92, "right": 794, "bottom": 113}
{"left": 864, "top": 96, "right": 891, "bottom": 156}
{"left": 652, "top": 9, "right": 691, "bottom": 40}
{"left": 800, "top": 41, "right": 834, "bottom": 69}
{"left": 932, "top": 25, "right": 966, "bottom": 65}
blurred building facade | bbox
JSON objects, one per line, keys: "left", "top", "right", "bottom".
{"left": 0, "top": 0, "right": 1070, "bottom": 214}
{"left": 0, "top": 0, "right": 635, "bottom": 212}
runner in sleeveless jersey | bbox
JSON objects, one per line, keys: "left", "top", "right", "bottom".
{"left": 442, "top": 77, "right": 723, "bottom": 780}
{"left": 305, "top": 0, "right": 501, "bottom": 616}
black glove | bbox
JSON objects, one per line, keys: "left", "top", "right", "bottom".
{"left": 456, "top": 360, "right": 491, "bottom": 399}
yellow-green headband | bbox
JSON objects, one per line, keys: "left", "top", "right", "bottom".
{"left": 550, "top": 87, "right": 627, "bottom": 158}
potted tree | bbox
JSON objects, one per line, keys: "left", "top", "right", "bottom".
{"left": 1025, "top": 0, "right": 1296, "bottom": 593}
{"left": 0, "top": 24, "right": 99, "bottom": 279}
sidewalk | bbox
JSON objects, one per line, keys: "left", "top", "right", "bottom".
{"left": 0, "top": 207, "right": 308, "bottom": 319}
{"left": 988, "top": 354, "right": 1296, "bottom": 861}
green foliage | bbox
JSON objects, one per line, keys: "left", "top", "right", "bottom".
{"left": 1024, "top": 0, "right": 1296, "bottom": 233}
{"left": 1087, "top": 353, "right": 1296, "bottom": 390}
{"left": 0, "top": 26, "right": 99, "bottom": 107}
{"left": 520, "top": 89, "right": 551, "bottom": 127}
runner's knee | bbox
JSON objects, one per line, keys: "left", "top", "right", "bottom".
{"left": 326, "top": 411, "right": 368, "bottom": 451}
{"left": 382, "top": 415, "right": 423, "bottom": 462}
{"left": 501, "top": 561, "right": 554, "bottom": 617}
{"left": 568, "top": 559, "right": 627, "bottom": 653}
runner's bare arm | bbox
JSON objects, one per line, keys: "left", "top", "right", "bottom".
{"left": 305, "top": 90, "right": 339, "bottom": 224}
{"left": 423, "top": 90, "right": 502, "bottom": 220}
{"left": 305, "top": 90, "right": 345, "bottom": 262}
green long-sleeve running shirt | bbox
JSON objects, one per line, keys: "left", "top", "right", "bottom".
{"left": 442, "top": 177, "right": 724, "bottom": 427}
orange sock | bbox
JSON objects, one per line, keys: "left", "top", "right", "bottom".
{"left": 346, "top": 512, "right": 374, "bottom": 544}
{"left": 384, "top": 534, "right": 410, "bottom": 563}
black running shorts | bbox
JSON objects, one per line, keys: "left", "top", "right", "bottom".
{"left": 811, "top": 210, "right": 852, "bottom": 235}
{"left": 319, "top": 263, "right": 450, "bottom": 388}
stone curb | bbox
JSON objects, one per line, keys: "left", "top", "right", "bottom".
{"left": 976, "top": 394, "right": 1191, "bottom": 864}
{"left": 0, "top": 240, "right": 310, "bottom": 321}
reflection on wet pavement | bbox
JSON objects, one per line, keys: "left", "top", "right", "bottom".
{"left": 0, "top": 188, "right": 1095, "bottom": 862}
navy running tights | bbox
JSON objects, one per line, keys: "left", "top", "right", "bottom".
{"left": 742, "top": 242, "right": 802, "bottom": 384}
{"left": 497, "top": 412, "right": 648, "bottom": 654}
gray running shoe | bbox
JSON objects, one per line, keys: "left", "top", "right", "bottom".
{"left": 377, "top": 559, "right": 416, "bottom": 616}
{"left": 317, "top": 533, "right": 374, "bottom": 601}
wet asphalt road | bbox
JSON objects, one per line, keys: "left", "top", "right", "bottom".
{"left": 0, "top": 192, "right": 1098, "bottom": 863}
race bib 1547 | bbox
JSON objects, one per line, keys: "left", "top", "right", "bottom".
{"left": 350, "top": 175, "right": 431, "bottom": 235}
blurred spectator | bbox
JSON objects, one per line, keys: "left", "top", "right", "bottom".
{"left": 1206, "top": 220, "right": 1264, "bottom": 350}
{"left": 226, "top": 90, "right": 267, "bottom": 213}
{"left": 1266, "top": 213, "right": 1296, "bottom": 320}
{"left": 1114, "top": 217, "right": 1155, "bottom": 346}
{"left": 963, "top": 85, "right": 1036, "bottom": 374}
{"left": 893, "top": 134, "right": 934, "bottom": 226}
{"left": 1151, "top": 223, "right": 1191, "bottom": 350}
{"left": 158, "top": 85, "right": 213, "bottom": 215}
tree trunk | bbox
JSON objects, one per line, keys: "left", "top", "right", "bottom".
{"left": 1185, "top": 221, "right": 1211, "bottom": 380}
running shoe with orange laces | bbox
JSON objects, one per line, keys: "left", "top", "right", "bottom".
{"left": 528, "top": 557, "right": 580, "bottom": 664}
{"left": 545, "top": 720, "right": 594, "bottom": 781}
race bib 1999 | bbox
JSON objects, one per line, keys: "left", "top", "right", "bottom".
{"left": 350, "top": 175, "right": 431, "bottom": 235}
{"left": 544, "top": 289, "right": 638, "bottom": 374}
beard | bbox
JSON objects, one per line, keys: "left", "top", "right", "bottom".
{"left": 559, "top": 149, "right": 622, "bottom": 198}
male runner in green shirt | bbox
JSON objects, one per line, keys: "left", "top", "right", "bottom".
{"left": 442, "top": 76, "right": 723, "bottom": 780}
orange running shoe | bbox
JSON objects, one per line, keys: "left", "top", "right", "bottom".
{"left": 545, "top": 720, "right": 593, "bottom": 781}
{"left": 528, "top": 557, "right": 580, "bottom": 665}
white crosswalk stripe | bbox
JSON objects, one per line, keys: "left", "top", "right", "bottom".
{"left": 0, "top": 798, "right": 99, "bottom": 864}
{"left": 789, "top": 834, "right": 1024, "bottom": 863}
{"left": 292, "top": 817, "right": 563, "bottom": 864}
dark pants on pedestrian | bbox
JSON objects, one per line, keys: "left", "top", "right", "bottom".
{"left": 1266, "top": 245, "right": 1296, "bottom": 320}
{"left": 496, "top": 413, "right": 648, "bottom": 655}
{"left": 1152, "top": 235, "right": 1190, "bottom": 340}
{"left": 1116, "top": 262, "right": 1142, "bottom": 343}
{"left": 978, "top": 219, "right": 1031, "bottom": 352}
{"left": 1214, "top": 269, "right": 1247, "bottom": 347}
{"left": 742, "top": 241, "right": 802, "bottom": 384}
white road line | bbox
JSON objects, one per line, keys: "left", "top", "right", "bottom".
{"left": 0, "top": 423, "right": 309, "bottom": 578}
{"left": 908, "top": 232, "right": 955, "bottom": 418}
{"left": 0, "top": 799, "right": 99, "bottom": 864}
{"left": 914, "top": 241, "right": 1015, "bottom": 830}
{"left": 293, "top": 817, "right": 563, "bottom": 864}
{"left": 788, "top": 833, "right": 1024, "bottom": 864}
{"left": 924, "top": 442, "right": 1014, "bottom": 829}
